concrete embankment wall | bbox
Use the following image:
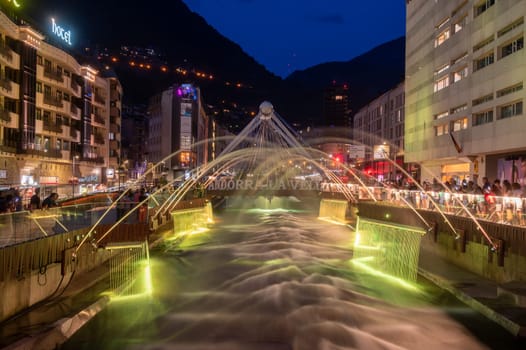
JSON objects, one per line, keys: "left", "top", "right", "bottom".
{"left": 0, "top": 197, "right": 209, "bottom": 324}
{"left": 0, "top": 223, "right": 149, "bottom": 323}
{"left": 0, "top": 227, "right": 113, "bottom": 323}
{"left": 357, "top": 202, "right": 526, "bottom": 283}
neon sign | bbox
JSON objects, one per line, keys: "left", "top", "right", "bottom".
{"left": 51, "top": 18, "right": 72, "bottom": 46}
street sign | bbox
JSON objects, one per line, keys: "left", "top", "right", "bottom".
{"left": 348, "top": 145, "right": 365, "bottom": 159}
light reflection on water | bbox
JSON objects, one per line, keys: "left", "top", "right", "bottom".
{"left": 63, "top": 210, "right": 493, "bottom": 350}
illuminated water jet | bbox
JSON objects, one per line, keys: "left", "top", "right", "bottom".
{"left": 353, "top": 217, "right": 425, "bottom": 282}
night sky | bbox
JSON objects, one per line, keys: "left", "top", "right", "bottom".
{"left": 19, "top": 0, "right": 405, "bottom": 78}
{"left": 182, "top": 0, "right": 406, "bottom": 77}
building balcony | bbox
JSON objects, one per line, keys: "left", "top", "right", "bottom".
{"left": 110, "top": 106, "right": 121, "bottom": 118}
{"left": 0, "top": 108, "right": 11, "bottom": 123}
{"left": 0, "top": 76, "right": 11, "bottom": 91}
{"left": 109, "top": 139, "right": 119, "bottom": 149}
{"left": 93, "top": 132, "right": 105, "bottom": 145}
{"left": 43, "top": 94, "right": 64, "bottom": 108}
{"left": 0, "top": 41, "right": 19, "bottom": 69}
{"left": 0, "top": 138, "right": 16, "bottom": 153}
{"left": 109, "top": 123, "right": 120, "bottom": 134}
{"left": 71, "top": 79, "right": 81, "bottom": 97}
{"left": 93, "top": 113, "right": 105, "bottom": 125}
{"left": 0, "top": 42, "right": 13, "bottom": 62}
{"left": 43, "top": 121, "right": 63, "bottom": 133}
{"left": 94, "top": 93, "right": 106, "bottom": 105}
{"left": 43, "top": 67, "right": 64, "bottom": 83}
{"left": 70, "top": 103, "right": 81, "bottom": 120}
{"left": 84, "top": 155, "right": 105, "bottom": 164}
{"left": 23, "top": 148, "right": 63, "bottom": 159}
{"left": 0, "top": 77, "right": 19, "bottom": 100}
{"left": 69, "top": 127, "right": 78, "bottom": 138}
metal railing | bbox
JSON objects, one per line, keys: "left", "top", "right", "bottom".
{"left": 43, "top": 121, "right": 63, "bottom": 133}
{"left": 319, "top": 183, "right": 526, "bottom": 227}
{"left": 43, "top": 67, "right": 64, "bottom": 82}
{"left": 0, "top": 76, "right": 12, "bottom": 91}
{"left": 43, "top": 94, "right": 64, "bottom": 108}
{"left": 0, "top": 201, "right": 145, "bottom": 248}
{"left": 0, "top": 41, "right": 13, "bottom": 62}
{"left": 0, "top": 108, "right": 11, "bottom": 122}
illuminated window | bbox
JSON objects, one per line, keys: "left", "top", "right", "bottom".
{"left": 435, "top": 123, "right": 449, "bottom": 136}
{"left": 454, "top": 16, "right": 467, "bottom": 33}
{"left": 451, "top": 104, "right": 467, "bottom": 114}
{"left": 436, "top": 17, "right": 450, "bottom": 30}
{"left": 434, "top": 76, "right": 449, "bottom": 92}
{"left": 451, "top": 117, "right": 468, "bottom": 131}
{"left": 435, "top": 28, "right": 451, "bottom": 47}
{"left": 434, "top": 64, "right": 450, "bottom": 76}
{"left": 453, "top": 66, "right": 468, "bottom": 82}
{"left": 451, "top": 52, "right": 468, "bottom": 65}
{"left": 435, "top": 111, "right": 449, "bottom": 120}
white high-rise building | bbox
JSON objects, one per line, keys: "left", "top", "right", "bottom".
{"left": 406, "top": 0, "right": 526, "bottom": 186}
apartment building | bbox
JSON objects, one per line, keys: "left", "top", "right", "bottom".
{"left": 406, "top": 0, "right": 526, "bottom": 186}
{"left": 322, "top": 83, "right": 351, "bottom": 128}
{"left": 0, "top": 9, "right": 121, "bottom": 197}
{"left": 353, "top": 82, "right": 405, "bottom": 181}
{"left": 147, "top": 83, "right": 209, "bottom": 182}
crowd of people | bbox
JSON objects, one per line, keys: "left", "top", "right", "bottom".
{"left": 0, "top": 188, "right": 60, "bottom": 214}
{"left": 379, "top": 176, "right": 526, "bottom": 226}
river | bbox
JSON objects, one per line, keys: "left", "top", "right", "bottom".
{"left": 61, "top": 207, "right": 524, "bottom": 349}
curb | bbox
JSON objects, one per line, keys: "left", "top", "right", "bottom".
{"left": 418, "top": 267, "right": 523, "bottom": 337}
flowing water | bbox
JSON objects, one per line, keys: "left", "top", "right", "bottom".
{"left": 62, "top": 208, "right": 521, "bottom": 350}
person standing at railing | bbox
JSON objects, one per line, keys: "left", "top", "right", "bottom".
{"left": 29, "top": 188, "right": 41, "bottom": 211}
{"left": 511, "top": 182, "right": 524, "bottom": 225}
{"left": 42, "top": 193, "right": 59, "bottom": 210}
{"left": 482, "top": 177, "right": 491, "bottom": 192}
{"left": 137, "top": 188, "right": 148, "bottom": 223}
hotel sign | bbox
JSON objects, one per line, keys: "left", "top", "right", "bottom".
{"left": 51, "top": 18, "right": 72, "bottom": 46}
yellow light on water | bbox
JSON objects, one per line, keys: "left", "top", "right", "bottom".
{"left": 318, "top": 217, "right": 347, "bottom": 225}
{"left": 350, "top": 259, "right": 421, "bottom": 292}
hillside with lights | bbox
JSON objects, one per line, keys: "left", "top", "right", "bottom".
{"left": 22, "top": 0, "right": 405, "bottom": 129}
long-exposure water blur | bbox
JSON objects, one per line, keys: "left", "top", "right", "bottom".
{"left": 61, "top": 202, "right": 523, "bottom": 350}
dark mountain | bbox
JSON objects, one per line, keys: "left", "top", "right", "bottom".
{"left": 273, "top": 37, "right": 406, "bottom": 126}
{"left": 23, "top": 0, "right": 280, "bottom": 102}
{"left": 22, "top": 1, "right": 405, "bottom": 127}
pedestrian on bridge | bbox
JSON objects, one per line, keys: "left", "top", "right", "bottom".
{"left": 30, "top": 188, "right": 42, "bottom": 211}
